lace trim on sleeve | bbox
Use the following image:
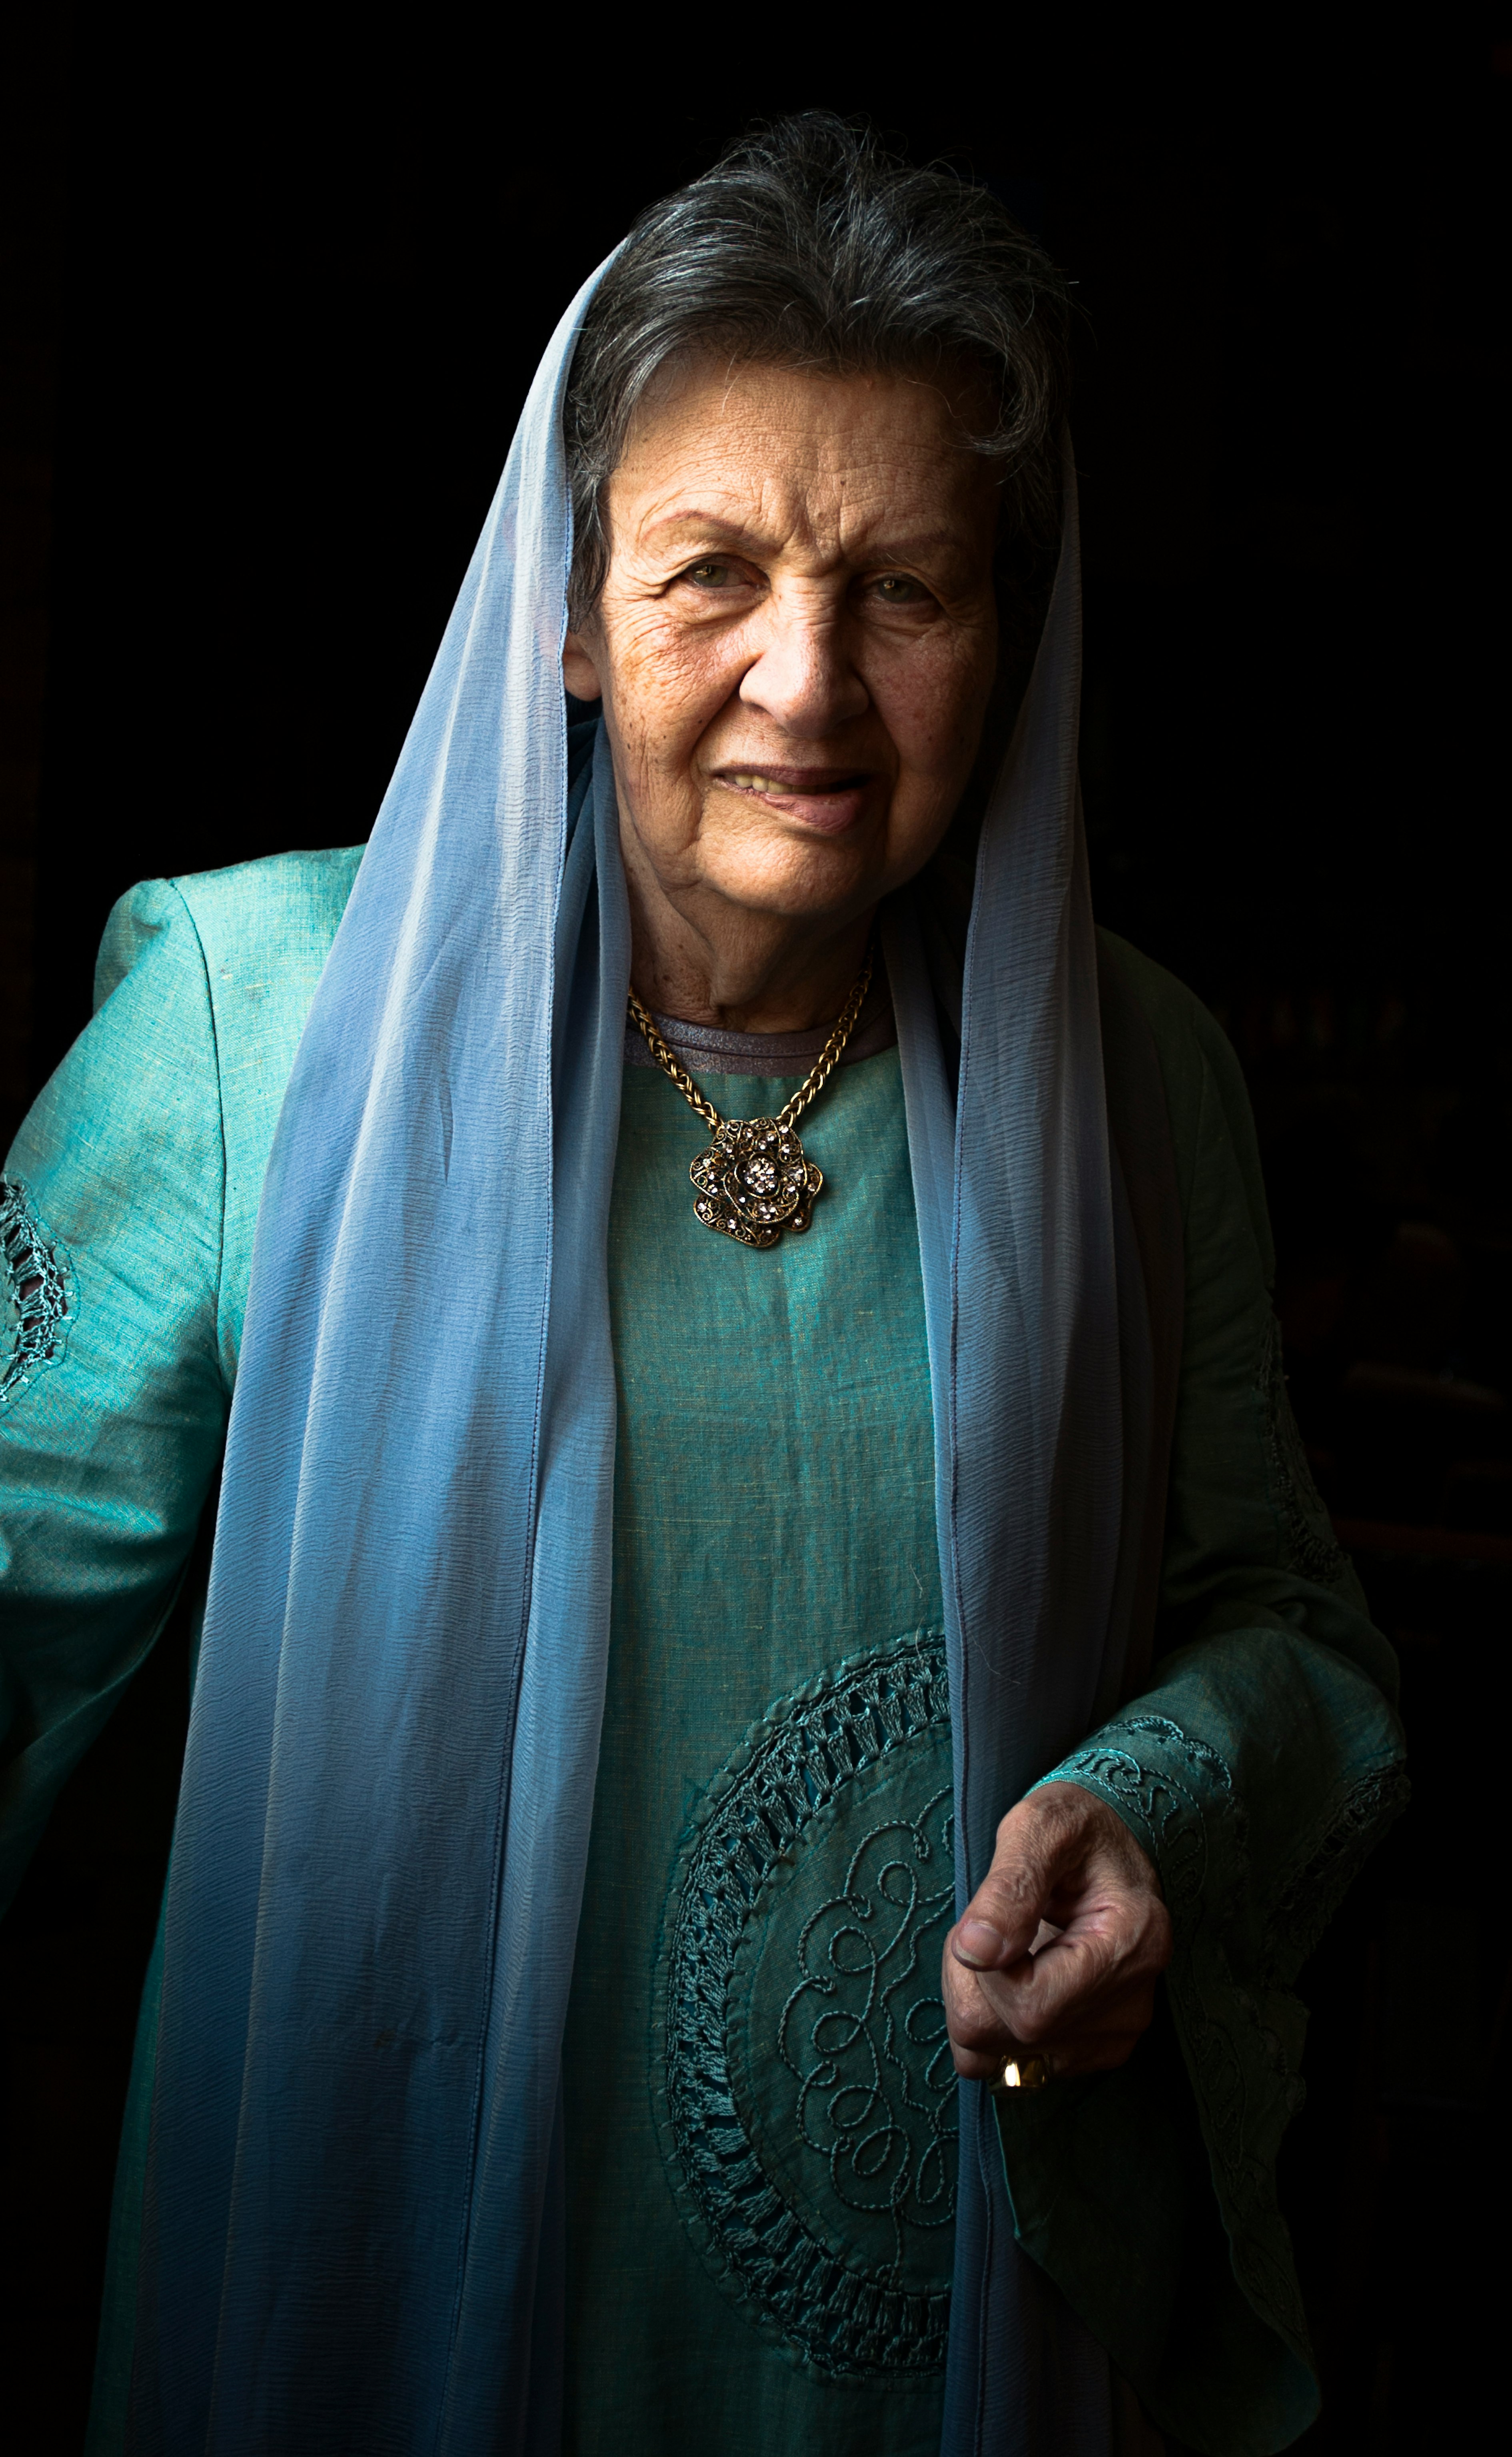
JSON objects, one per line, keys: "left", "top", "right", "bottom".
{"left": 0, "top": 1176, "right": 77, "bottom": 1407}
{"left": 1037, "top": 1713, "right": 1238, "bottom": 1945}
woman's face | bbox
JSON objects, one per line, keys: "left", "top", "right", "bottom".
{"left": 563, "top": 358, "right": 1001, "bottom": 944}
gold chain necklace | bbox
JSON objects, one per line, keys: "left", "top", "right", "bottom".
{"left": 627, "top": 943, "right": 875, "bottom": 1249}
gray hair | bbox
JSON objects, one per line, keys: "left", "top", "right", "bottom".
{"left": 563, "top": 113, "right": 1071, "bottom": 635}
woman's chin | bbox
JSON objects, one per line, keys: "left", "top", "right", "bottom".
{"left": 699, "top": 839, "right": 891, "bottom": 923}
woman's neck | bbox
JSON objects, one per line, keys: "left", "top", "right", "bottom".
{"left": 625, "top": 881, "right": 876, "bottom": 1035}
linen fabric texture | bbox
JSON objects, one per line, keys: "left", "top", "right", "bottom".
{"left": 3, "top": 866, "right": 1406, "bottom": 2457}
{"left": 0, "top": 255, "right": 1406, "bottom": 2457}
{"left": 564, "top": 1032, "right": 954, "bottom": 2457}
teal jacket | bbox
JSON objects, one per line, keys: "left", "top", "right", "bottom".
{"left": 0, "top": 851, "right": 1406, "bottom": 2455}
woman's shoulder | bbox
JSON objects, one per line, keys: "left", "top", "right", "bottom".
{"left": 1095, "top": 927, "right": 1237, "bottom": 1094}
{"left": 59, "top": 848, "right": 368, "bottom": 1377}
{"left": 94, "top": 844, "right": 365, "bottom": 1013}
{"left": 1097, "top": 927, "right": 1254, "bottom": 1144}
{"left": 1095, "top": 926, "right": 1271, "bottom": 1270}
{"left": 177, "top": 840, "right": 365, "bottom": 928}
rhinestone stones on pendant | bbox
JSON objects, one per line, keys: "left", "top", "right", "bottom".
{"left": 689, "top": 1116, "right": 824, "bottom": 1248}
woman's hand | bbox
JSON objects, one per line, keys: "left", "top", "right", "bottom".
{"left": 941, "top": 1782, "right": 1173, "bottom": 2082}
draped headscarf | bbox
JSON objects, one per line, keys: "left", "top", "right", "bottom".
{"left": 132, "top": 253, "right": 1126, "bottom": 2457}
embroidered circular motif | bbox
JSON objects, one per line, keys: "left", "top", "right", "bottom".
{"left": 652, "top": 1631, "right": 957, "bottom": 2378}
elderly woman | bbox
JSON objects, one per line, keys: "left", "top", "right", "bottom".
{"left": 1, "top": 116, "right": 1404, "bottom": 2457}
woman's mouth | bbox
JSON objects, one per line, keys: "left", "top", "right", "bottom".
{"left": 714, "top": 766, "right": 873, "bottom": 836}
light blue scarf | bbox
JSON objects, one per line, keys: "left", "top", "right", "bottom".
{"left": 132, "top": 259, "right": 1125, "bottom": 2457}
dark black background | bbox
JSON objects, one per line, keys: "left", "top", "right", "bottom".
{"left": 22, "top": 19, "right": 1511, "bottom": 1106}
{"left": 2, "top": 10, "right": 1509, "bottom": 2452}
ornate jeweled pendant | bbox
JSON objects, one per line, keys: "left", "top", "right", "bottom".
{"left": 628, "top": 940, "right": 872, "bottom": 1255}
{"left": 689, "top": 1116, "right": 824, "bottom": 1249}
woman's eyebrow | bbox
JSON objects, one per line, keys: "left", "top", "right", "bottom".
{"left": 637, "top": 510, "right": 769, "bottom": 550}
{"left": 638, "top": 511, "right": 969, "bottom": 562}
{"left": 851, "top": 529, "right": 961, "bottom": 561}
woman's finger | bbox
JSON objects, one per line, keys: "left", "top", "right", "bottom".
{"left": 942, "top": 1784, "right": 1172, "bottom": 2079}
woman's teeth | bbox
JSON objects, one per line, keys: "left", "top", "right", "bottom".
{"left": 726, "top": 773, "right": 849, "bottom": 795}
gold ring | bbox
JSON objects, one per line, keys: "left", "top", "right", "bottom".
{"left": 991, "top": 2053, "right": 1054, "bottom": 2093}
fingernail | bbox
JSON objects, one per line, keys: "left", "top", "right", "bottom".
{"left": 954, "top": 1919, "right": 1007, "bottom": 1969}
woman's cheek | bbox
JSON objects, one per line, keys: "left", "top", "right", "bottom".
{"left": 874, "top": 644, "right": 983, "bottom": 779}
{"left": 617, "top": 623, "right": 742, "bottom": 768}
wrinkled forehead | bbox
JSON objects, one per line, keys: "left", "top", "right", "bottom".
{"left": 606, "top": 353, "right": 1002, "bottom": 566}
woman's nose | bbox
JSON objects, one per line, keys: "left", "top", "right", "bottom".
{"left": 738, "top": 602, "right": 869, "bottom": 737}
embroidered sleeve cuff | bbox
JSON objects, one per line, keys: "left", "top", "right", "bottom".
{"left": 1030, "top": 1714, "right": 1237, "bottom": 1946}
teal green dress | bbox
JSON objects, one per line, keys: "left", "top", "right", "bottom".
{"left": 0, "top": 852, "right": 1408, "bottom": 2457}
{"left": 563, "top": 1047, "right": 949, "bottom": 2455}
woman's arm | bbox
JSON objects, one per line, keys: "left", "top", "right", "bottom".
{"left": 942, "top": 946, "right": 1407, "bottom": 2448}
{"left": 1, "top": 881, "right": 230, "bottom": 1913}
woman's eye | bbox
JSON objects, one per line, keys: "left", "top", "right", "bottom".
{"left": 681, "top": 560, "right": 743, "bottom": 589}
{"left": 869, "top": 574, "right": 928, "bottom": 605}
